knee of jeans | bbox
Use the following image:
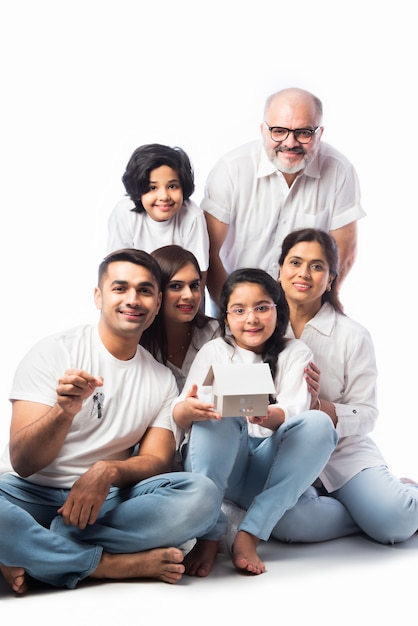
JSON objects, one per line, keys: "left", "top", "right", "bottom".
{"left": 191, "top": 474, "right": 221, "bottom": 510}
{"left": 271, "top": 488, "right": 321, "bottom": 543}
{"left": 305, "top": 410, "right": 338, "bottom": 447}
{"left": 362, "top": 507, "right": 417, "bottom": 544}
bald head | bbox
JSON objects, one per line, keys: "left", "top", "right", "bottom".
{"left": 264, "top": 88, "right": 323, "bottom": 126}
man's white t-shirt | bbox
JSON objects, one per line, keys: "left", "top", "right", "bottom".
{"left": 7, "top": 324, "right": 179, "bottom": 488}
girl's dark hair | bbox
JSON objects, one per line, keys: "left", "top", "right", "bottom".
{"left": 278, "top": 228, "right": 343, "bottom": 314}
{"left": 140, "top": 245, "right": 215, "bottom": 363}
{"left": 121, "top": 143, "right": 195, "bottom": 213}
{"left": 218, "top": 268, "right": 289, "bottom": 384}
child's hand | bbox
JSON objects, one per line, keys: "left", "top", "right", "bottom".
{"left": 248, "top": 405, "right": 285, "bottom": 431}
{"left": 183, "top": 384, "right": 221, "bottom": 422}
{"left": 173, "top": 384, "right": 221, "bottom": 428}
{"left": 248, "top": 414, "right": 268, "bottom": 425}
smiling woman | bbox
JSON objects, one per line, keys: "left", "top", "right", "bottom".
{"left": 272, "top": 228, "right": 418, "bottom": 546}
{"left": 140, "top": 245, "right": 220, "bottom": 392}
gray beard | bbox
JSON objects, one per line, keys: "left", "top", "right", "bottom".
{"left": 272, "top": 151, "right": 308, "bottom": 175}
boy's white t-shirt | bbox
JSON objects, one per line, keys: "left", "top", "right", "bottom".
{"left": 107, "top": 198, "right": 209, "bottom": 271}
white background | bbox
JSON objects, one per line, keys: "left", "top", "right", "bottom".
{"left": 0, "top": 1, "right": 416, "bottom": 477}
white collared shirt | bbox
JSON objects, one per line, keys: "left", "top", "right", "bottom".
{"left": 202, "top": 139, "right": 365, "bottom": 279}
{"left": 285, "top": 303, "right": 385, "bottom": 491}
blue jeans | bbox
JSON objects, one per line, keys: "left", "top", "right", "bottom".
{"left": 0, "top": 471, "right": 218, "bottom": 588}
{"left": 272, "top": 465, "right": 418, "bottom": 544}
{"left": 182, "top": 410, "right": 337, "bottom": 542}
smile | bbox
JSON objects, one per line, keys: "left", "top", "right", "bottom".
{"left": 120, "top": 309, "right": 144, "bottom": 318}
{"left": 276, "top": 147, "right": 305, "bottom": 155}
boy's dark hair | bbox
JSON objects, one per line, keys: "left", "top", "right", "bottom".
{"left": 98, "top": 248, "right": 161, "bottom": 289}
{"left": 122, "top": 143, "right": 195, "bottom": 213}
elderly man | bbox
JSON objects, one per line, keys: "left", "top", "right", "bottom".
{"left": 202, "top": 87, "right": 365, "bottom": 306}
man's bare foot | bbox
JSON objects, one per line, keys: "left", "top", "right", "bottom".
{"left": 232, "top": 530, "right": 266, "bottom": 575}
{"left": 0, "top": 564, "right": 28, "bottom": 595}
{"left": 91, "top": 547, "right": 185, "bottom": 584}
{"left": 183, "top": 539, "right": 219, "bottom": 577}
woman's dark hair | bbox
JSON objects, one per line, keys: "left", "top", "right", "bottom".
{"left": 140, "top": 245, "right": 215, "bottom": 363}
{"left": 218, "top": 268, "right": 289, "bottom": 384}
{"left": 121, "top": 143, "right": 195, "bottom": 213}
{"left": 278, "top": 228, "right": 343, "bottom": 314}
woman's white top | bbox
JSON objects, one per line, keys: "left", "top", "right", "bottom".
{"left": 285, "top": 302, "right": 385, "bottom": 491}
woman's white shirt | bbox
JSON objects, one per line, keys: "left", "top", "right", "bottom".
{"left": 285, "top": 302, "right": 385, "bottom": 491}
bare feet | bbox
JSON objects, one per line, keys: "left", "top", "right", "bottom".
{"left": 232, "top": 530, "right": 266, "bottom": 575}
{"left": 0, "top": 564, "right": 28, "bottom": 595}
{"left": 91, "top": 547, "right": 185, "bottom": 584}
{"left": 183, "top": 539, "right": 219, "bottom": 577}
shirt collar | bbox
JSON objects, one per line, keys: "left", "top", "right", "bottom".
{"left": 304, "top": 302, "right": 336, "bottom": 336}
{"left": 286, "top": 302, "right": 336, "bottom": 338}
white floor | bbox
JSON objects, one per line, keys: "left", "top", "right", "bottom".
{"left": 1, "top": 532, "right": 417, "bottom": 624}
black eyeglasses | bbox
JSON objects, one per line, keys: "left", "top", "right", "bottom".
{"left": 263, "top": 122, "right": 320, "bottom": 144}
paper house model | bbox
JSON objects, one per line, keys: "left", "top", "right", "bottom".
{"left": 203, "top": 363, "right": 275, "bottom": 418}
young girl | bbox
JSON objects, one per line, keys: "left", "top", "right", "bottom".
{"left": 273, "top": 228, "right": 418, "bottom": 544}
{"left": 140, "top": 245, "right": 219, "bottom": 393}
{"left": 172, "top": 268, "right": 337, "bottom": 576}
{"left": 106, "top": 144, "right": 209, "bottom": 289}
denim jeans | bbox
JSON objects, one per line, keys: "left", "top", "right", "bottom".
{"left": 182, "top": 410, "right": 337, "bottom": 542}
{"left": 272, "top": 465, "right": 418, "bottom": 544}
{"left": 0, "top": 471, "right": 218, "bottom": 588}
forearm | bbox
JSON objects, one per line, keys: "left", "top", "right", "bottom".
{"left": 330, "top": 222, "right": 358, "bottom": 290}
{"left": 102, "top": 453, "right": 174, "bottom": 488}
{"left": 172, "top": 401, "right": 194, "bottom": 430}
{"left": 206, "top": 258, "right": 227, "bottom": 307}
{"left": 316, "top": 398, "right": 338, "bottom": 427}
{"left": 10, "top": 403, "right": 74, "bottom": 477}
{"left": 336, "top": 252, "right": 356, "bottom": 290}
{"left": 204, "top": 212, "right": 229, "bottom": 307}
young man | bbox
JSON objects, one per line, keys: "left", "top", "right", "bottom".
{"left": 0, "top": 248, "right": 218, "bottom": 594}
